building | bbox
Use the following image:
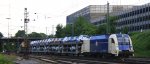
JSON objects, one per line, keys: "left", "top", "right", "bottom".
{"left": 93, "top": 3, "right": 150, "bottom": 32}
{"left": 67, "top": 5, "right": 133, "bottom": 24}
{"left": 115, "top": 3, "right": 150, "bottom": 32}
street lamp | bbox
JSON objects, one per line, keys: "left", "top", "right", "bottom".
{"left": 6, "top": 18, "right": 11, "bottom": 38}
{"left": 5, "top": 18, "right": 11, "bottom": 53}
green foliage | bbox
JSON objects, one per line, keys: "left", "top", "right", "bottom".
{"left": 56, "top": 16, "right": 97, "bottom": 37}
{"left": 63, "top": 24, "right": 72, "bottom": 36}
{"left": 28, "top": 32, "right": 47, "bottom": 38}
{"left": 97, "top": 24, "right": 107, "bottom": 34}
{"left": 28, "top": 32, "right": 40, "bottom": 38}
{"left": 73, "top": 16, "right": 97, "bottom": 36}
{"left": 55, "top": 16, "right": 118, "bottom": 37}
{"left": 64, "top": 17, "right": 97, "bottom": 36}
{"left": 48, "top": 34, "right": 55, "bottom": 38}
{"left": 96, "top": 16, "right": 117, "bottom": 34}
{"left": 0, "top": 32, "right": 4, "bottom": 51}
{"left": 131, "top": 31, "right": 150, "bottom": 57}
{"left": 15, "top": 30, "right": 25, "bottom": 37}
{"left": 129, "top": 31, "right": 140, "bottom": 36}
{"left": 108, "top": 16, "right": 118, "bottom": 34}
{"left": 122, "top": 27, "right": 129, "bottom": 34}
{"left": 0, "top": 32, "right": 4, "bottom": 38}
{"left": 4, "top": 42, "right": 16, "bottom": 51}
{"left": 15, "top": 30, "right": 47, "bottom": 38}
{"left": 39, "top": 33, "right": 47, "bottom": 38}
{"left": 0, "top": 54, "right": 14, "bottom": 64}
{"left": 56, "top": 24, "right": 64, "bottom": 37}
{"left": 0, "top": 43, "right": 2, "bottom": 52}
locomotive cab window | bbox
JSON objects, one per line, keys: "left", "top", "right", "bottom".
{"left": 117, "top": 37, "right": 130, "bottom": 45}
{"left": 111, "top": 38, "right": 115, "bottom": 43}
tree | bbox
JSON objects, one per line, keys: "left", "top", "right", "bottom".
{"left": 48, "top": 34, "right": 55, "bottom": 38}
{"left": 0, "top": 32, "right": 3, "bottom": 38}
{"left": 55, "top": 16, "right": 97, "bottom": 37}
{"left": 0, "top": 32, "right": 3, "bottom": 52}
{"left": 63, "top": 24, "right": 72, "bottom": 36}
{"left": 97, "top": 24, "right": 107, "bottom": 34}
{"left": 28, "top": 32, "right": 47, "bottom": 38}
{"left": 122, "top": 27, "right": 129, "bottom": 34}
{"left": 28, "top": 32, "right": 41, "bottom": 38}
{"left": 55, "top": 24, "right": 64, "bottom": 37}
{"left": 106, "top": 16, "right": 118, "bottom": 34}
{"left": 15, "top": 30, "right": 25, "bottom": 37}
{"left": 39, "top": 33, "right": 47, "bottom": 38}
{"left": 108, "top": 16, "right": 118, "bottom": 34}
{"left": 73, "top": 16, "right": 97, "bottom": 36}
{"left": 60, "top": 16, "right": 97, "bottom": 36}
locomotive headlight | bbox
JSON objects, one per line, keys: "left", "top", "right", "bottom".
{"left": 129, "top": 46, "right": 134, "bottom": 52}
{"left": 116, "top": 45, "right": 119, "bottom": 51}
{"left": 116, "top": 47, "right": 119, "bottom": 51}
{"left": 115, "top": 50, "right": 117, "bottom": 53}
{"left": 115, "top": 46, "right": 120, "bottom": 53}
{"left": 130, "top": 48, "right": 134, "bottom": 52}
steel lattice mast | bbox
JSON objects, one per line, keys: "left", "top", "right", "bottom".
{"left": 23, "top": 8, "right": 30, "bottom": 59}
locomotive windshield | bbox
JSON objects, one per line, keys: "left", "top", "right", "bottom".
{"left": 117, "top": 34, "right": 130, "bottom": 45}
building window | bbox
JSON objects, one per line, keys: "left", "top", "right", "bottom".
{"left": 139, "top": 17, "right": 142, "bottom": 21}
{"left": 127, "top": 13, "right": 130, "bottom": 17}
{"left": 125, "top": 20, "right": 127, "bottom": 25}
{"left": 148, "top": 15, "right": 150, "bottom": 20}
{"left": 132, "top": 26, "right": 134, "bottom": 31}
{"left": 129, "top": 20, "right": 131, "bottom": 24}
{"left": 140, "top": 9, "right": 142, "bottom": 14}
{"left": 146, "top": 16, "right": 149, "bottom": 21}
{"left": 135, "top": 18, "right": 137, "bottom": 23}
{"left": 137, "top": 10, "right": 140, "bottom": 14}
{"left": 143, "top": 25, "right": 146, "bottom": 29}
{"left": 123, "top": 14, "right": 125, "bottom": 18}
{"left": 135, "top": 26, "right": 137, "bottom": 31}
{"left": 147, "top": 24, "right": 149, "bottom": 29}
{"left": 146, "top": 7, "right": 149, "bottom": 12}
{"left": 120, "top": 21, "right": 123, "bottom": 25}
{"left": 133, "top": 11, "right": 136, "bottom": 16}
{"left": 127, "top": 20, "right": 129, "bottom": 25}
{"left": 132, "top": 11, "right": 134, "bottom": 16}
{"left": 130, "top": 27, "right": 133, "bottom": 31}
{"left": 131, "top": 19, "right": 134, "bottom": 24}
{"left": 142, "top": 25, "right": 145, "bottom": 30}
{"left": 143, "top": 8, "right": 146, "bottom": 13}
{"left": 149, "top": 7, "right": 150, "bottom": 11}
{"left": 134, "top": 26, "right": 136, "bottom": 31}
{"left": 137, "top": 26, "right": 140, "bottom": 30}
{"left": 135, "top": 10, "right": 137, "bottom": 14}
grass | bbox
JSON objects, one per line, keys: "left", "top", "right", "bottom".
{"left": 130, "top": 30, "right": 150, "bottom": 57}
{"left": 0, "top": 54, "right": 16, "bottom": 64}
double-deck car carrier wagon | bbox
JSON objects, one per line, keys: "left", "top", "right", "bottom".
{"left": 30, "top": 34, "right": 134, "bottom": 57}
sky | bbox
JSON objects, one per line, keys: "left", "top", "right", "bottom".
{"left": 0, "top": 0, "right": 150, "bottom": 37}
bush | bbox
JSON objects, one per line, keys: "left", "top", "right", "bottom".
{"left": 131, "top": 30, "right": 150, "bottom": 57}
{"left": 0, "top": 54, "right": 14, "bottom": 64}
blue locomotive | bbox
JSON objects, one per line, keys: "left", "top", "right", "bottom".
{"left": 30, "top": 34, "right": 134, "bottom": 57}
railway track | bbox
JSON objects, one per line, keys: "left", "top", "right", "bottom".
{"left": 30, "top": 55, "right": 150, "bottom": 64}
{"left": 123, "top": 58, "right": 150, "bottom": 64}
{"left": 30, "top": 55, "right": 121, "bottom": 64}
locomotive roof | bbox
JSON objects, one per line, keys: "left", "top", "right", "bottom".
{"left": 90, "top": 35, "right": 110, "bottom": 40}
